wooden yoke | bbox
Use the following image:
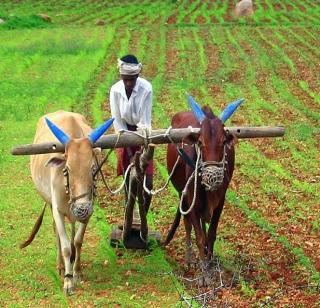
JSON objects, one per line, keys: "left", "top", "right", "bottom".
{"left": 11, "top": 126, "right": 285, "bottom": 156}
{"left": 122, "top": 144, "right": 155, "bottom": 247}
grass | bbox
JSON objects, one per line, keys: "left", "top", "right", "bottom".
{"left": 0, "top": 25, "right": 182, "bottom": 306}
{"left": 1, "top": 0, "right": 320, "bottom": 306}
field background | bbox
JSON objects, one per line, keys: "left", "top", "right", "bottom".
{"left": 0, "top": 0, "right": 319, "bottom": 307}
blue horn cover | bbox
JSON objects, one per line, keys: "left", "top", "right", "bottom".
{"left": 187, "top": 94, "right": 206, "bottom": 123}
{"left": 219, "top": 98, "right": 244, "bottom": 123}
{"left": 89, "top": 118, "right": 114, "bottom": 143}
{"left": 45, "top": 117, "right": 70, "bottom": 145}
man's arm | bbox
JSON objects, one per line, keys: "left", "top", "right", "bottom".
{"left": 110, "top": 88, "right": 127, "bottom": 132}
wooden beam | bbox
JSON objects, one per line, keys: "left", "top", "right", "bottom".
{"left": 11, "top": 126, "right": 285, "bottom": 156}
{"left": 227, "top": 126, "right": 285, "bottom": 139}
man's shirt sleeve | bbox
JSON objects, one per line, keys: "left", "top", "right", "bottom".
{"left": 137, "top": 87, "right": 153, "bottom": 129}
{"left": 110, "top": 87, "right": 127, "bottom": 132}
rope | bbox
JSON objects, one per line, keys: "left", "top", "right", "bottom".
{"left": 200, "top": 144, "right": 227, "bottom": 192}
{"left": 143, "top": 154, "right": 180, "bottom": 195}
{"left": 142, "top": 126, "right": 183, "bottom": 196}
{"left": 100, "top": 162, "right": 134, "bottom": 194}
{"left": 179, "top": 144, "right": 201, "bottom": 215}
{"left": 94, "top": 131, "right": 133, "bottom": 195}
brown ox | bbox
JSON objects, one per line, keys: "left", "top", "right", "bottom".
{"left": 21, "top": 110, "right": 113, "bottom": 295}
{"left": 164, "top": 98, "right": 242, "bottom": 279}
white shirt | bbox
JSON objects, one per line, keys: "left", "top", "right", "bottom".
{"left": 110, "top": 77, "right": 153, "bottom": 132}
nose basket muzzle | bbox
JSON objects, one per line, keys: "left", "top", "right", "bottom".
{"left": 201, "top": 165, "right": 225, "bottom": 192}
{"left": 71, "top": 202, "right": 93, "bottom": 222}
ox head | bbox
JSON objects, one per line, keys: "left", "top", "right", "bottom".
{"left": 45, "top": 117, "right": 114, "bottom": 223}
{"left": 187, "top": 95, "right": 243, "bottom": 190}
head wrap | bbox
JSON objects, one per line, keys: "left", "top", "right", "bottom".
{"left": 117, "top": 58, "right": 142, "bottom": 76}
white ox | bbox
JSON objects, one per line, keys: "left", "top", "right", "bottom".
{"left": 21, "top": 110, "right": 113, "bottom": 295}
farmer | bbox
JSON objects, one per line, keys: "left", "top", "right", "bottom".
{"left": 109, "top": 54, "right": 153, "bottom": 211}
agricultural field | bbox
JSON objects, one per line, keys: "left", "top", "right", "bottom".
{"left": 0, "top": 0, "right": 319, "bottom": 306}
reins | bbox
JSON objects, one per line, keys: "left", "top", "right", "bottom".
{"left": 89, "top": 128, "right": 228, "bottom": 217}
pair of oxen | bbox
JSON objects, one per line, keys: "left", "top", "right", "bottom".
{"left": 21, "top": 98, "right": 242, "bottom": 294}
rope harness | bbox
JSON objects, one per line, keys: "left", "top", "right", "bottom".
{"left": 62, "top": 164, "right": 97, "bottom": 221}
{"left": 179, "top": 144, "right": 228, "bottom": 215}
{"left": 90, "top": 127, "right": 228, "bottom": 217}
{"left": 97, "top": 128, "right": 177, "bottom": 196}
{"left": 200, "top": 144, "right": 227, "bottom": 192}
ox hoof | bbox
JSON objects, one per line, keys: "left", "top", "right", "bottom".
{"left": 185, "top": 249, "right": 197, "bottom": 268}
{"left": 198, "top": 261, "right": 212, "bottom": 287}
{"left": 198, "top": 275, "right": 211, "bottom": 288}
{"left": 63, "top": 277, "right": 74, "bottom": 296}
{"left": 73, "top": 272, "right": 83, "bottom": 285}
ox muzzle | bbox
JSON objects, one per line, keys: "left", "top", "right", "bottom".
{"left": 201, "top": 163, "right": 225, "bottom": 192}
{"left": 199, "top": 144, "right": 227, "bottom": 192}
{"left": 70, "top": 200, "right": 93, "bottom": 223}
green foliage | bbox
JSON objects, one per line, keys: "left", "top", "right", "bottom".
{"left": 1, "top": 0, "right": 320, "bottom": 305}
{"left": 0, "top": 14, "right": 51, "bottom": 30}
{"left": 240, "top": 280, "right": 256, "bottom": 298}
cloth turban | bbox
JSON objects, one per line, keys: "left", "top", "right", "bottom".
{"left": 118, "top": 59, "right": 142, "bottom": 75}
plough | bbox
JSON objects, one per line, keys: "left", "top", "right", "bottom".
{"left": 11, "top": 98, "right": 285, "bottom": 249}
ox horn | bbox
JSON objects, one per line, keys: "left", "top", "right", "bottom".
{"left": 45, "top": 117, "right": 70, "bottom": 145}
{"left": 88, "top": 118, "right": 114, "bottom": 143}
{"left": 187, "top": 94, "right": 206, "bottom": 123}
{"left": 219, "top": 98, "right": 244, "bottom": 123}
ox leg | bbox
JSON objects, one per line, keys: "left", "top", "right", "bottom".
{"left": 183, "top": 213, "right": 196, "bottom": 268}
{"left": 190, "top": 213, "right": 206, "bottom": 262}
{"left": 73, "top": 222, "right": 87, "bottom": 284}
{"left": 207, "top": 202, "right": 224, "bottom": 261}
{"left": 189, "top": 211, "right": 210, "bottom": 287}
{"left": 201, "top": 219, "right": 208, "bottom": 256}
{"left": 51, "top": 205, "right": 64, "bottom": 275}
{"left": 54, "top": 222, "right": 64, "bottom": 275}
{"left": 52, "top": 206, "right": 74, "bottom": 295}
{"left": 70, "top": 223, "right": 76, "bottom": 265}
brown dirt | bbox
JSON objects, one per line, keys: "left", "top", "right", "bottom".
{"left": 159, "top": 187, "right": 320, "bottom": 306}
{"left": 183, "top": 1, "right": 203, "bottom": 24}
{"left": 201, "top": 29, "right": 224, "bottom": 107}
{"left": 256, "top": 29, "right": 320, "bottom": 118}
{"left": 95, "top": 17, "right": 320, "bottom": 306}
{"left": 286, "top": 4, "right": 294, "bottom": 11}
{"left": 210, "top": 15, "right": 220, "bottom": 24}
{"left": 224, "top": 1, "right": 235, "bottom": 22}
{"left": 273, "top": 3, "right": 282, "bottom": 11}
{"left": 167, "top": 14, "right": 177, "bottom": 25}
{"left": 195, "top": 15, "right": 206, "bottom": 24}
{"left": 260, "top": 0, "right": 269, "bottom": 11}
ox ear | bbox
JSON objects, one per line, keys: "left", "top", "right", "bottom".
{"left": 219, "top": 98, "right": 244, "bottom": 123}
{"left": 45, "top": 117, "right": 70, "bottom": 145}
{"left": 225, "top": 130, "right": 238, "bottom": 147}
{"left": 45, "top": 156, "right": 66, "bottom": 168}
{"left": 187, "top": 94, "right": 206, "bottom": 124}
{"left": 88, "top": 118, "right": 114, "bottom": 143}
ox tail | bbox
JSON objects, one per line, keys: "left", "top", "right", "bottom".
{"left": 20, "top": 202, "right": 47, "bottom": 249}
{"left": 162, "top": 207, "right": 181, "bottom": 246}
